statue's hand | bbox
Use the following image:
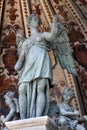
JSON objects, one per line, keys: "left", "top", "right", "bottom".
{"left": 83, "top": 115, "right": 87, "bottom": 121}
{"left": 36, "top": 35, "right": 44, "bottom": 42}
{"left": 53, "top": 15, "right": 59, "bottom": 23}
{"left": 36, "top": 37, "right": 41, "bottom": 42}
{"left": 74, "top": 110, "right": 80, "bottom": 116}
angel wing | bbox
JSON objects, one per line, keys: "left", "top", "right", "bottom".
{"left": 52, "top": 22, "right": 77, "bottom": 75}
{"left": 16, "top": 32, "right": 26, "bottom": 56}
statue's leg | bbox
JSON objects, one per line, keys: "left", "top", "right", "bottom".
{"left": 36, "top": 78, "right": 46, "bottom": 117}
{"left": 18, "top": 83, "right": 27, "bottom": 119}
{"left": 75, "top": 124, "right": 85, "bottom": 130}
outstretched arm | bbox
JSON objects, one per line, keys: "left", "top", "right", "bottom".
{"left": 43, "top": 15, "right": 59, "bottom": 41}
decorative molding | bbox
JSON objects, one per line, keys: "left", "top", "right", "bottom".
{"left": 64, "top": 70, "right": 82, "bottom": 114}
{"left": 39, "top": 0, "right": 53, "bottom": 27}
{"left": 0, "top": 0, "right": 25, "bottom": 95}
{"left": 68, "top": 0, "right": 87, "bottom": 26}
{"left": 64, "top": 0, "right": 87, "bottom": 40}
{"left": 0, "top": 0, "right": 3, "bottom": 25}
{"left": 20, "top": 0, "right": 30, "bottom": 37}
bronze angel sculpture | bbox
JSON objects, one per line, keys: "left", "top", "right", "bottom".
{"left": 14, "top": 13, "right": 77, "bottom": 119}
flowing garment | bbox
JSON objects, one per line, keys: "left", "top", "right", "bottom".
{"left": 18, "top": 37, "right": 53, "bottom": 117}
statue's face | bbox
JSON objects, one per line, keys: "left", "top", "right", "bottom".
{"left": 63, "top": 90, "right": 74, "bottom": 102}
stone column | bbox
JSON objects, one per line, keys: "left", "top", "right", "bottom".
{"left": 5, "top": 116, "right": 58, "bottom": 130}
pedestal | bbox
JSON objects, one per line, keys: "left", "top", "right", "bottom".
{"left": 5, "top": 116, "right": 58, "bottom": 130}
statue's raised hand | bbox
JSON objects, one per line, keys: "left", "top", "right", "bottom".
{"left": 53, "top": 15, "right": 59, "bottom": 23}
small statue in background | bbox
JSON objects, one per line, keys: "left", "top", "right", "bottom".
{"left": 0, "top": 91, "right": 19, "bottom": 130}
{"left": 55, "top": 87, "right": 87, "bottom": 130}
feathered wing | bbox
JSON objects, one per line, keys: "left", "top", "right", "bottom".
{"left": 52, "top": 22, "right": 77, "bottom": 75}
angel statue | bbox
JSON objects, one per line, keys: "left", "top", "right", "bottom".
{"left": 14, "top": 13, "right": 77, "bottom": 119}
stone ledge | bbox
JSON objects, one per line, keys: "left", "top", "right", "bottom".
{"left": 5, "top": 116, "right": 58, "bottom": 130}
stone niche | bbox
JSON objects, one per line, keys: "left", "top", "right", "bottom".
{"left": 5, "top": 116, "right": 58, "bottom": 130}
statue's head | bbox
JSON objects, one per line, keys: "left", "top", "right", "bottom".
{"left": 62, "top": 87, "right": 74, "bottom": 102}
{"left": 4, "top": 91, "right": 15, "bottom": 105}
{"left": 27, "top": 13, "right": 41, "bottom": 28}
